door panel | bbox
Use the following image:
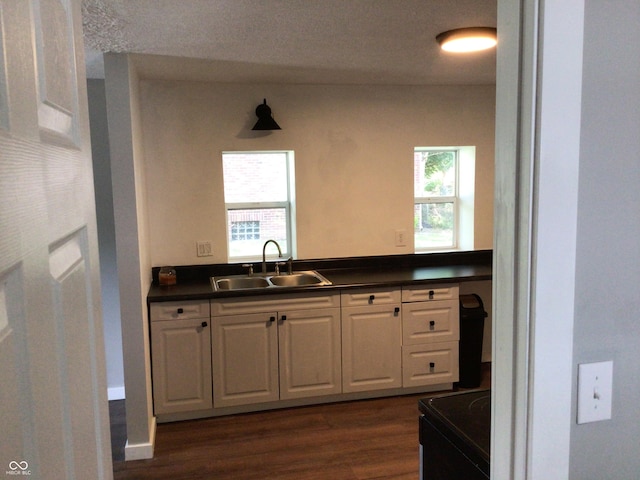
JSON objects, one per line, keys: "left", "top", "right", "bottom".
{"left": 212, "top": 313, "right": 279, "bottom": 407}
{"left": 0, "top": 0, "right": 112, "bottom": 477}
{"left": 278, "top": 308, "right": 341, "bottom": 400}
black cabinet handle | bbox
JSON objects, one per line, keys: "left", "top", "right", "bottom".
{"left": 177, "top": 308, "right": 184, "bottom": 314}
{"left": 430, "top": 362, "right": 435, "bottom": 370}
{"left": 369, "top": 295, "right": 375, "bottom": 303}
{"left": 428, "top": 290, "right": 435, "bottom": 300}
{"left": 269, "top": 316, "right": 276, "bottom": 323}
{"left": 201, "top": 321, "right": 208, "bottom": 328}
{"left": 394, "top": 307, "right": 400, "bottom": 315}
{"left": 429, "top": 320, "right": 435, "bottom": 328}
{"left": 281, "top": 315, "right": 287, "bottom": 322}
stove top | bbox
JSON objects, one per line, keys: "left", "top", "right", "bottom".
{"left": 419, "top": 389, "right": 491, "bottom": 459}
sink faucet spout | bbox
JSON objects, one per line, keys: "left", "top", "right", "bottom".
{"left": 262, "top": 240, "right": 283, "bottom": 273}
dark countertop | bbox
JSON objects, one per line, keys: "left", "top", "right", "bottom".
{"left": 147, "top": 251, "right": 492, "bottom": 303}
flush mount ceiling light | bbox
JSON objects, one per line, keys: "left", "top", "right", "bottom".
{"left": 252, "top": 98, "right": 281, "bottom": 131}
{"left": 436, "top": 27, "right": 497, "bottom": 53}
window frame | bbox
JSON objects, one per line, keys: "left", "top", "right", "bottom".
{"left": 222, "top": 150, "right": 296, "bottom": 262}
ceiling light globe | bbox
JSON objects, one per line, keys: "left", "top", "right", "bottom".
{"left": 437, "top": 27, "right": 497, "bottom": 53}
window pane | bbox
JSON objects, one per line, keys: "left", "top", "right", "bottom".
{"left": 414, "top": 151, "right": 456, "bottom": 198}
{"left": 414, "top": 202, "right": 454, "bottom": 249}
{"left": 227, "top": 208, "right": 288, "bottom": 259}
{"left": 223, "top": 152, "right": 288, "bottom": 203}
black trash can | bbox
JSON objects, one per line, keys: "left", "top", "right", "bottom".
{"left": 458, "top": 294, "right": 488, "bottom": 388}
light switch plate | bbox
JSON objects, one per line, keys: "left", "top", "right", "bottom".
{"left": 196, "top": 240, "right": 213, "bottom": 257}
{"left": 577, "top": 360, "right": 613, "bottom": 424}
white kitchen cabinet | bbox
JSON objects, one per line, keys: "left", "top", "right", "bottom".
{"left": 212, "top": 312, "right": 279, "bottom": 407}
{"left": 278, "top": 307, "right": 342, "bottom": 399}
{"left": 401, "top": 284, "right": 460, "bottom": 388}
{"left": 211, "top": 293, "right": 341, "bottom": 407}
{"left": 150, "top": 301, "right": 213, "bottom": 414}
{"left": 402, "top": 299, "right": 459, "bottom": 345}
{"left": 341, "top": 288, "right": 402, "bottom": 393}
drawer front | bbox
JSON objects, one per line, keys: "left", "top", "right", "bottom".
{"left": 403, "top": 299, "right": 459, "bottom": 345}
{"left": 341, "top": 287, "right": 401, "bottom": 307}
{"left": 402, "top": 341, "right": 459, "bottom": 387}
{"left": 211, "top": 292, "right": 340, "bottom": 316}
{"left": 150, "top": 301, "right": 210, "bottom": 321}
{"left": 401, "top": 284, "right": 459, "bottom": 303}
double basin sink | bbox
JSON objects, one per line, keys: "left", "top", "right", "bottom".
{"left": 211, "top": 270, "right": 332, "bottom": 291}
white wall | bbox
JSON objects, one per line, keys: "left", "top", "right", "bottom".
{"left": 570, "top": 0, "right": 640, "bottom": 477}
{"left": 139, "top": 81, "right": 495, "bottom": 266}
{"left": 88, "top": 79, "right": 125, "bottom": 400}
{"left": 104, "top": 54, "right": 156, "bottom": 460}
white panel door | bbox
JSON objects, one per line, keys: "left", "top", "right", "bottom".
{"left": 212, "top": 313, "right": 279, "bottom": 407}
{"left": 0, "top": 0, "right": 112, "bottom": 478}
{"left": 341, "top": 305, "right": 402, "bottom": 393}
{"left": 151, "top": 318, "right": 213, "bottom": 414}
{"left": 278, "top": 307, "right": 342, "bottom": 400}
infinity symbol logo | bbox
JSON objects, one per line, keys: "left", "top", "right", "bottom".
{"left": 8, "top": 461, "right": 29, "bottom": 471}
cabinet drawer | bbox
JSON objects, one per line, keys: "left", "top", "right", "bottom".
{"left": 211, "top": 292, "right": 340, "bottom": 316}
{"left": 402, "top": 341, "right": 459, "bottom": 387}
{"left": 150, "top": 301, "right": 210, "bottom": 321}
{"left": 341, "top": 287, "right": 401, "bottom": 307}
{"left": 403, "top": 299, "right": 459, "bottom": 345}
{"left": 401, "top": 284, "right": 459, "bottom": 303}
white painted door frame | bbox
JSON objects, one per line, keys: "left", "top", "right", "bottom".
{"left": 493, "top": 0, "right": 584, "bottom": 478}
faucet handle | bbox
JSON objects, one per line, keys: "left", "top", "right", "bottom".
{"left": 242, "top": 263, "right": 254, "bottom": 276}
{"left": 274, "top": 262, "right": 286, "bottom": 275}
{"left": 287, "top": 256, "right": 293, "bottom": 275}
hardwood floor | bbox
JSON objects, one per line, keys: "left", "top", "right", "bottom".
{"left": 111, "top": 364, "right": 490, "bottom": 479}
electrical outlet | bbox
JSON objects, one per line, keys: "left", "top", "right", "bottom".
{"left": 395, "top": 229, "right": 407, "bottom": 247}
{"left": 577, "top": 360, "right": 613, "bottom": 424}
{"left": 196, "top": 241, "right": 213, "bottom": 257}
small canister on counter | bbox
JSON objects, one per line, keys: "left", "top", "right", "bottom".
{"left": 158, "top": 266, "right": 177, "bottom": 286}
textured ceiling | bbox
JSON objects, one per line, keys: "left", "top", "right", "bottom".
{"left": 82, "top": 0, "right": 497, "bottom": 85}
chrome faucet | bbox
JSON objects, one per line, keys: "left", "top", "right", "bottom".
{"left": 262, "top": 240, "right": 283, "bottom": 273}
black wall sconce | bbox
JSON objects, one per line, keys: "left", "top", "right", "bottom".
{"left": 252, "top": 98, "right": 281, "bottom": 131}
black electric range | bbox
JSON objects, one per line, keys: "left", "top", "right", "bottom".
{"left": 418, "top": 389, "right": 490, "bottom": 479}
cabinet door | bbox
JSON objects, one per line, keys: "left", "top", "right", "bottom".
{"left": 342, "top": 305, "right": 402, "bottom": 393}
{"left": 278, "top": 308, "right": 342, "bottom": 400}
{"left": 151, "top": 318, "right": 213, "bottom": 414}
{"left": 402, "top": 341, "right": 459, "bottom": 387}
{"left": 212, "top": 312, "right": 279, "bottom": 407}
{"left": 403, "top": 299, "right": 459, "bottom": 345}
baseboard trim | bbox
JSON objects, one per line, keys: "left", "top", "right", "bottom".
{"left": 108, "top": 386, "right": 126, "bottom": 400}
{"left": 124, "top": 417, "right": 156, "bottom": 461}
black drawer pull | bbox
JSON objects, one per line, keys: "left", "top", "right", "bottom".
{"left": 428, "top": 290, "right": 435, "bottom": 300}
{"left": 177, "top": 308, "right": 184, "bottom": 314}
{"left": 394, "top": 307, "right": 400, "bottom": 315}
{"left": 281, "top": 315, "right": 287, "bottom": 322}
{"left": 429, "top": 320, "right": 435, "bottom": 328}
{"left": 430, "top": 362, "right": 435, "bottom": 369}
{"left": 269, "top": 316, "right": 276, "bottom": 323}
{"left": 369, "top": 295, "right": 375, "bottom": 303}
{"left": 201, "top": 321, "right": 208, "bottom": 328}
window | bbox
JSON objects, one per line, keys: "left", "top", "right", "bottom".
{"left": 414, "top": 147, "right": 476, "bottom": 252}
{"left": 414, "top": 149, "right": 458, "bottom": 250}
{"left": 222, "top": 151, "right": 295, "bottom": 261}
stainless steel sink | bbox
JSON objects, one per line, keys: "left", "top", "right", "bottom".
{"left": 211, "top": 270, "right": 331, "bottom": 291}
{"left": 215, "top": 276, "right": 270, "bottom": 290}
{"left": 268, "top": 272, "right": 324, "bottom": 287}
